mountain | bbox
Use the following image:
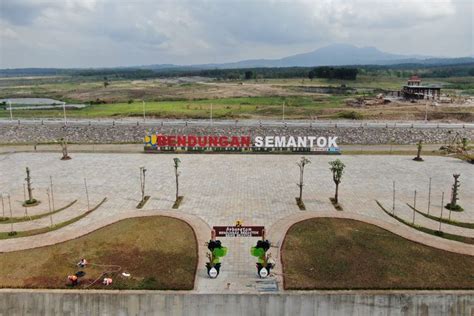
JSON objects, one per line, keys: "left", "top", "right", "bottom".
{"left": 2, "top": 44, "right": 473, "bottom": 77}
{"left": 195, "top": 44, "right": 434, "bottom": 69}
{"left": 143, "top": 44, "right": 472, "bottom": 70}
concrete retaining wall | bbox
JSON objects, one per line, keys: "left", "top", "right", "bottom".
{"left": 0, "top": 290, "right": 472, "bottom": 316}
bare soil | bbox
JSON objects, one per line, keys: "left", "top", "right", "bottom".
{"left": 0, "top": 216, "right": 198, "bottom": 290}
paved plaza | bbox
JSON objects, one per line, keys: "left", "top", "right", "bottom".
{"left": 0, "top": 152, "right": 473, "bottom": 293}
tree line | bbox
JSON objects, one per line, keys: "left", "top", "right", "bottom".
{"left": 308, "top": 67, "right": 358, "bottom": 80}
{"left": 68, "top": 63, "right": 473, "bottom": 81}
{"left": 2, "top": 63, "right": 473, "bottom": 80}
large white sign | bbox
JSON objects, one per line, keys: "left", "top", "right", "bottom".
{"left": 144, "top": 134, "right": 340, "bottom": 153}
{"left": 254, "top": 136, "right": 338, "bottom": 148}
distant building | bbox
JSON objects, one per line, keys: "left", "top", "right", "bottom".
{"left": 402, "top": 75, "right": 440, "bottom": 100}
{"left": 406, "top": 75, "right": 422, "bottom": 86}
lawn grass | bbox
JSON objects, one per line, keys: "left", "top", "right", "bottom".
{"left": 282, "top": 218, "right": 474, "bottom": 290}
{"left": 0, "top": 95, "right": 348, "bottom": 119}
{"left": 0, "top": 216, "right": 197, "bottom": 290}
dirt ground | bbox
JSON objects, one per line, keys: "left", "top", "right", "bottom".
{"left": 0, "top": 216, "right": 198, "bottom": 290}
{"left": 1, "top": 77, "right": 473, "bottom": 121}
{"left": 282, "top": 218, "right": 474, "bottom": 290}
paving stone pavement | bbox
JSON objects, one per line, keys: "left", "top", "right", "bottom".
{"left": 0, "top": 152, "right": 473, "bottom": 293}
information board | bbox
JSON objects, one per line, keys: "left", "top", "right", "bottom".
{"left": 213, "top": 226, "right": 265, "bottom": 237}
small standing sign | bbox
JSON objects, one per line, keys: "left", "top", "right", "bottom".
{"left": 213, "top": 226, "right": 265, "bottom": 238}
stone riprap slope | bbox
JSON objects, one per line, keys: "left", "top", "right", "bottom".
{"left": 0, "top": 122, "right": 472, "bottom": 144}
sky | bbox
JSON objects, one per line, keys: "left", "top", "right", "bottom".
{"left": 0, "top": 0, "right": 472, "bottom": 68}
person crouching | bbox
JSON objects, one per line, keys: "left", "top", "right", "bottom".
{"left": 103, "top": 278, "right": 113, "bottom": 286}
{"left": 77, "top": 258, "right": 88, "bottom": 268}
{"left": 68, "top": 275, "right": 78, "bottom": 286}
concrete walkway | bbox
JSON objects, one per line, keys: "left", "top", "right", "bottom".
{"left": 0, "top": 143, "right": 446, "bottom": 155}
{"left": 0, "top": 152, "right": 473, "bottom": 293}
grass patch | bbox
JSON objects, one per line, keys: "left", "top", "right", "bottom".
{"left": 445, "top": 203, "right": 464, "bottom": 212}
{"left": 282, "top": 217, "right": 474, "bottom": 290}
{"left": 0, "top": 216, "right": 197, "bottom": 290}
{"left": 407, "top": 204, "right": 474, "bottom": 229}
{"left": 457, "top": 153, "right": 474, "bottom": 164}
{"left": 22, "top": 199, "right": 40, "bottom": 207}
{"left": 0, "top": 198, "right": 106, "bottom": 240}
{"left": 376, "top": 201, "right": 474, "bottom": 245}
{"left": 0, "top": 96, "right": 347, "bottom": 119}
{"left": 172, "top": 196, "right": 184, "bottom": 209}
{"left": 0, "top": 200, "right": 77, "bottom": 224}
{"left": 337, "top": 111, "right": 363, "bottom": 120}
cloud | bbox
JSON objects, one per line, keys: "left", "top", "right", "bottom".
{"left": 0, "top": 0, "right": 471, "bottom": 67}
{"left": 0, "top": 0, "right": 97, "bottom": 25}
{"left": 0, "top": 0, "right": 52, "bottom": 25}
{"left": 325, "top": 0, "right": 455, "bottom": 28}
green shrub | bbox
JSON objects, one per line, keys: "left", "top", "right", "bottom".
{"left": 338, "top": 111, "right": 363, "bottom": 120}
{"left": 445, "top": 203, "right": 464, "bottom": 212}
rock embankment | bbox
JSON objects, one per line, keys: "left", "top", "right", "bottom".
{"left": 0, "top": 123, "right": 472, "bottom": 145}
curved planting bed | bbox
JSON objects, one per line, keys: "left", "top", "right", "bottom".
{"left": 0, "top": 216, "right": 197, "bottom": 290}
{"left": 407, "top": 204, "right": 474, "bottom": 229}
{"left": 0, "top": 198, "right": 106, "bottom": 240}
{"left": 282, "top": 218, "right": 474, "bottom": 290}
{"left": 0, "top": 200, "right": 77, "bottom": 224}
{"left": 376, "top": 201, "right": 474, "bottom": 244}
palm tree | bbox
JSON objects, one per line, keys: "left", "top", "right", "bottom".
{"left": 329, "top": 159, "right": 346, "bottom": 204}
{"left": 173, "top": 158, "right": 181, "bottom": 202}
{"left": 413, "top": 140, "right": 424, "bottom": 161}
{"left": 296, "top": 157, "right": 311, "bottom": 202}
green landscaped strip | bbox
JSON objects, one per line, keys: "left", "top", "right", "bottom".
{"left": 0, "top": 95, "right": 348, "bottom": 119}
{"left": 0, "top": 200, "right": 77, "bottom": 224}
{"left": 375, "top": 200, "right": 474, "bottom": 245}
{"left": 0, "top": 198, "right": 107, "bottom": 240}
{"left": 406, "top": 204, "right": 474, "bottom": 229}
{"left": 342, "top": 150, "right": 444, "bottom": 156}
